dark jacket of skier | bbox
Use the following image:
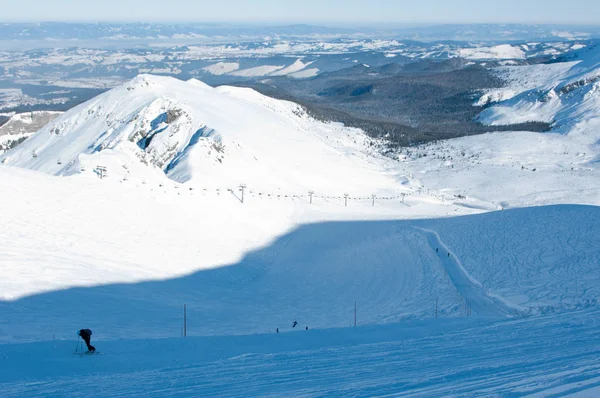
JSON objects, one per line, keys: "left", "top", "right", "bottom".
{"left": 78, "top": 329, "right": 96, "bottom": 352}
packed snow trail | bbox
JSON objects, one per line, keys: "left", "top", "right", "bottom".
{"left": 1, "top": 167, "right": 600, "bottom": 342}
{"left": 0, "top": 220, "right": 459, "bottom": 342}
{"left": 419, "top": 205, "right": 600, "bottom": 313}
{"left": 1, "top": 308, "right": 600, "bottom": 397}
{"left": 416, "top": 227, "right": 520, "bottom": 318}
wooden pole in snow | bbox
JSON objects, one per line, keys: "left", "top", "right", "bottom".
{"left": 239, "top": 184, "right": 246, "bottom": 204}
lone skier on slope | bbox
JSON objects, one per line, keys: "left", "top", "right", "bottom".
{"left": 77, "top": 329, "right": 96, "bottom": 352}
{"left": 292, "top": 321, "right": 298, "bottom": 328}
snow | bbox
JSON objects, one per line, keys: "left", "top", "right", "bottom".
{"left": 201, "top": 61, "right": 240, "bottom": 75}
{"left": 1, "top": 70, "right": 600, "bottom": 395}
{"left": 230, "top": 64, "right": 285, "bottom": 77}
{"left": 475, "top": 61, "right": 577, "bottom": 105}
{"left": 224, "top": 59, "right": 317, "bottom": 78}
{"left": 25, "top": 77, "right": 127, "bottom": 89}
{"left": 552, "top": 30, "right": 591, "bottom": 40}
{"left": 0, "top": 111, "right": 61, "bottom": 134}
{"left": 0, "top": 74, "right": 402, "bottom": 195}
{"left": 2, "top": 164, "right": 600, "bottom": 394}
{"left": 0, "top": 133, "right": 29, "bottom": 153}
{"left": 458, "top": 44, "right": 526, "bottom": 60}
{"left": 268, "top": 59, "right": 314, "bottom": 76}
{"left": 0, "top": 111, "right": 62, "bottom": 154}
{"left": 477, "top": 45, "right": 600, "bottom": 145}
{"left": 1, "top": 302, "right": 600, "bottom": 396}
{"left": 422, "top": 205, "right": 600, "bottom": 312}
{"left": 288, "top": 67, "right": 320, "bottom": 78}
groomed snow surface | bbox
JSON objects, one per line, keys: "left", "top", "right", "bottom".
{"left": 1, "top": 166, "right": 600, "bottom": 396}
{"left": 1, "top": 71, "right": 600, "bottom": 396}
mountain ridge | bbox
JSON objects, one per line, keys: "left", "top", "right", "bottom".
{"left": 0, "top": 74, "right": 404, "bottom": 195}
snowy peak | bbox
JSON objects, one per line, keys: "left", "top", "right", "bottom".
{"left": 0, "top": 74, "right": 400, "bottom": 194}
{"left": 476, "top": 44, "right": 600, "bottom": 143}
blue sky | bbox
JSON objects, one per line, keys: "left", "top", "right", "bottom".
{"left": 1, "top": 0, "right": 598, "bottom": 24}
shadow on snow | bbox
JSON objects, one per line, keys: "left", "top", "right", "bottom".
{"left": 1, "top": 204, "right": 599, "bottom": 343}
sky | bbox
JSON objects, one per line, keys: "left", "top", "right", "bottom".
{"left": 0, "top": 0, "right": 598, "bottom": 24}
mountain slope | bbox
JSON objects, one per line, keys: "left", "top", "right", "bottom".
{"left": 478, "top": 44, "right": 600, "bottom": 144}
{"left": 0, "top": 111, "right": 61, "bottom": 155}
{"left": 2, "top": 56, "right": 600, "bottom": 397}
{"left": 0, "top": 75, "right": 400, "bottom": 195}
{"left": 1, "top": 166, "right": 599, "bottom": 343}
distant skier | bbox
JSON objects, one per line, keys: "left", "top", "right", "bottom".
{"left": 77, "top": 329, "right": 96, "bottom": 352}
{"left": 305, "top": 326, "right": 308, "bottom": 331}
{"left": 448, "top": 252, "right": 450, "bottom": 257}
{"left": 292, "top": 321, "right": 298, "bottom": 328}
{"left": 436, "top": 248, "right": 439, "bottom": 253}
{"left": 276, "top": 328, "right": 279, "bottom": 334}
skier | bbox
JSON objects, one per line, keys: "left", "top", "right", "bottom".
{"left": 436, "top": 248, "right": 439, "bottom": 253}
{"left": 77, "top": 329, "right": 96, "bottom": 352}
{"left": 292, "top": 321, "right": 298, "bottom": 328}
{"left": 276, "top": 328, "right": 279, "bottom": 334}
{"left": 305, "top": 326, "right": 308, "bottom": 331}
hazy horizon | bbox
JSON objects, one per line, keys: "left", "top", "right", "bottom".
{"left": 1, "top": 21, "right": 600, "bottom": 28}
{"left": 1, "top": 0, "right": 599, "bottom": 25}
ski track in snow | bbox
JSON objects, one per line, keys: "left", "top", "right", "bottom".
{"left": 415, "top": 227, "right": 520, "bottom": 318}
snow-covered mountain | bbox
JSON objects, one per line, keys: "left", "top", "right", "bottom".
{"left": 0, "top": 75, "right": 401, "bottom": 195}
{"left": 0, "top": 111, "right": 61, "bottom": 155}
{"left": 2, "top": 65, "right": 600, "bottom": 395}
{"left": 478, "top": 44, "right": 600, "bottom": 144}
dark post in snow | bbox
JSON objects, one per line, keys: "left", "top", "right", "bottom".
{"left": 309, "top": 190, "right": 314, "bottom": 204}
{"left": 344, "top": 193, "right": 349, "bottom": 207}
{"left": 371, "top": 194, "right": 376, "bottom": 207}
{"left": 401, "top": 193, "right": 406, "bottom": 203}
{"left": 184, "top": 304, "right": 187, "bottom": 337}
{"left": 467, "top": 300, "right": 471, "bottom": 316}
{"left": 96, "top": 165, "right": 107, "bottom": 179}
{"left": 239, "top": 184, "right": 246, "bottom": 204}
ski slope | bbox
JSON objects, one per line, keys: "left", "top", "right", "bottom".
{"left": 1, "top": 308, "right": 600, "bottom": 397}
{"left": 1, "top": 167, "right": 599, "bottom": 344}
{"left": 0, "top": 167, "right": 462, "bottom": 342}
{"left": 1, "top": 68, "right": 600, "bottom": 396}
